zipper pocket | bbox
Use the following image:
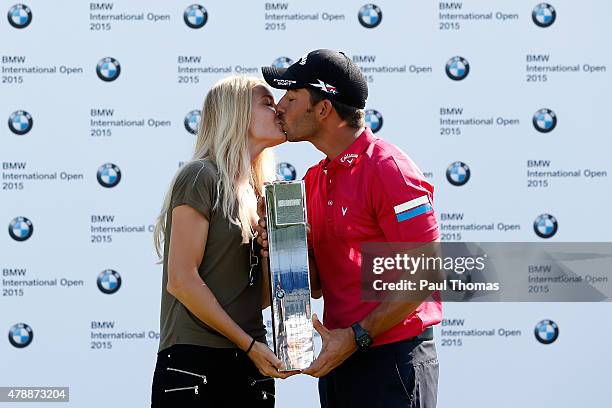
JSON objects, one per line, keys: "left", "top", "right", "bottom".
{"left": 167, "top": 367, "right": 208, "bottom": 384}
{"left": 250, "top": 377, "right": 273, "bottom": 387}
{"left": 164, "top": 385, "right": 199, "bottom": 395}
{"left": 249, "top": 377, "right": 275, "bottom": 400}
{"left": 261, "top": 390, "right": 275, "bottom": 400}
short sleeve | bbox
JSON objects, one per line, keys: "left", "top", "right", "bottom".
{"left": 371, "top": 157, "right": 439, "bottom": 243}
{"left": 170, "top": 161, "right": 217, "bottom": 221}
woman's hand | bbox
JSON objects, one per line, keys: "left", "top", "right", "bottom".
{"left": 255, "top": 197, "right": 269, "bottom": 257}
{"left": 247, "top": 341, "right": 300, "bottom": 379}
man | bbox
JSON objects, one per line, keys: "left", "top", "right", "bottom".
{"left": 258, "top": 49, "right": 441, "bottom": 407}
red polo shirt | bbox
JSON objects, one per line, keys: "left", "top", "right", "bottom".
{"left": 303, "top": 128, "right": 442, "bottom": 346}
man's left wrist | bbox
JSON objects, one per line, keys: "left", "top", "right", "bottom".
{"left": 351, "top": 322, "right": 373, "bottom": 351}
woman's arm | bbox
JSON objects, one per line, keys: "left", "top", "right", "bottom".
{"left": 165, "top": 204, "right": 291, "bottom": 378}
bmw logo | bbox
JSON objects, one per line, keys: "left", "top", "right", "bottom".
{"left": 96, "top": 57, "right": 121, "bottom": 82}
{"left": 97, "top": 163, "right": 122, "bottom": 188}
{"left": 445, "top": 56, "right": 470, "bottom": 81}
{"left": 97, "top": 269, "right": 122, "bottom": 294}
{"left": 450, "top": 269, "right": 472, "bottom": 292}
{"left": 272, "top": 57, "right": 294, "bottom": 69}
{"left": 532, "top": 108, "right": 557, "bottom": 133}
{"left": 533, "top": 213, "right": 558, "bottom": 238}
{"left": 532, "top": 3, "right": 556, "bottom": 28}
{"left": 8, "top": 110, "right": 33, "bottom": 135}
{"left": 8, "top": 323, "right": 33, "bottom": 348}
{"left": 358, "top": 4, "right": 382, "bottom": 29}
{"left": 184, "top": 4, "right": 207, "bottom": 29}
{"left": 364, "top": 109, "right": 383, "bottom": 133}
{"left": 8, "top": 216, "right": 33, "bottom": 242}
{"left": 184, "top": 110, "right": 201, "bottom": 135}
{"left": 7, "top": 4, "right": 32, "bottom": 29}
{"left": 534, "top": 319, "right": 559, "bottom": 344}
{"left": 276, "top": 288, "right": 285, "bottom": 299}
{"left": 446, "top": 161, "right": 470, "bottom": 186}
{"left": 277, "top": 162, "right": 296, "bottom": 181}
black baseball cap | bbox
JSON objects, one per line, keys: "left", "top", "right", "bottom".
{"left": 262, "top": 49, "right": 368, "bottom": 109}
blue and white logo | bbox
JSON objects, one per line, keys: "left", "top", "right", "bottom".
{"left": 277, "top": 162, "right": 296, "bottom": 181}
{"left": 8, "top": 323, "right": 33, "bottom": 348}
{"left": 97, "top": 269, "right": 122, "bottom": 295}
{"left": 184, "top": 4, "right": 207, "bottom": 29}
{"left": 532, "top": 3, "right": 556, "bottom": 28}
{"left": 365, "top": 109, "right": 383, "bottom": 133}
{"left": 534, "top": 319, "right": 559, "bottom": 344}
{"left": 445, "top": 56, "right": 470, "bottom": 81}
{"left": 532, "top": 108, "right": 557, "bottom": 133}
{"left": 97, "top": 163, "right": 122, "bottom": 188}
{"left": 184, "top": 110, "right": 201, "bottom": 135}
{"left": 272, "top": 57, "right": 294, "bottom": 69}
{"left": 533, "top": 213, "right": 557, "bottom": 238}
{"left": 8, "top": 110, "right": 33, "bottom": 135}
{"left": 358, "top": 4, "right": 382, "bottom": 29}
{"left": 7, "top": 4, "right": 32, "bottom": 29}
{"left": 446, "top": 161, "right": 470, "bottom": 186}
{"left": 96, "top": 57, "right": 121, "bottom": 82}
{"left": 8, "top": 216, "right": 33, "bottom": 242}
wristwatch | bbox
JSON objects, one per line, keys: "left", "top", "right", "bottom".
{"left": 351, "top": 323, "right": 373, "bottom": 351}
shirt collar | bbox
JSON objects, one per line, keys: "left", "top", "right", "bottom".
{"left": 324, "top": 127, "right": 375, "bottom": 169}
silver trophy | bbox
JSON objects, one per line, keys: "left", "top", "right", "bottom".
{"left": 264, "top": 181, "right": 314, "bottom": 371}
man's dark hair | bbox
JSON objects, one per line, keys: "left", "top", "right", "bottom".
{"left": 307, "top": 88, "right": 365, "bottom": 128}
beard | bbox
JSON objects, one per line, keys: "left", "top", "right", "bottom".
{"left": 282, "top": 115, "right": 317, "bottom": 143}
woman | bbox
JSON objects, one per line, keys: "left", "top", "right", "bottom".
{"left": 151, "top": 76, "right": 290, "bottom": 407}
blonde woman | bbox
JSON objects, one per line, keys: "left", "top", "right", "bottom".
{"left": 151, "top": 76, "right": 290, "bottom": 407}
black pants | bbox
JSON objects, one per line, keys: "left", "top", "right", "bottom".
{"left": 319, "top": 338, "right": 439, "bottom": 408}
{"left": 151, "top": 344, "right": 275, "bottom": 407}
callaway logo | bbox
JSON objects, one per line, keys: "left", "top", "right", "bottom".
{"left": 340, "top": 153, "right": 359, "bottom": 164}
{"left": 274, "top": 79, "right": 297, "bottom": 86}
{"left": 310, "top": 79, "right": 338, "bottom": 94}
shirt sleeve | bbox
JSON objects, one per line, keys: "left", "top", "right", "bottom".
{"left": 170, "top": 161, "right": 217, "bottom": 221}
{"left": 371, "top": 156, "right": 439, "bottom": 243}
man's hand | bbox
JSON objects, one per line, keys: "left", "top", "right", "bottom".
{"left": 302, "top": 314, "right": 357, "bottom": 378}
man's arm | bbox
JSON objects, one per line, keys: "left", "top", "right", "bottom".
{"left": 303, "top": 240, "right": 440, "bottom": 378}
{"left": 359, "top": 240, "right": 440, "bottom": 338}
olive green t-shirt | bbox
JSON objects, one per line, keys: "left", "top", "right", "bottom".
{"left": 158, "top": 159, "right": 266, "bottom": 352}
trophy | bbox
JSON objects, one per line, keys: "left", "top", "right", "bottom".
{"left": 264, "top": 181, "right": 314, "bottom": 371}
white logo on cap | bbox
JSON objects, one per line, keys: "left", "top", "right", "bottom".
{"left": 310, "top": 79, "right": 339, "bottom": 94}
{"left": 274, "top": 79, "right": 297, "bottom": 86}
{"left": 298, "top": 54, "right": 308, "bottom": 65}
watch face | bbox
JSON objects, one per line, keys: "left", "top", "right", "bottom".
{"left": 358, "top": 335, "right": 373, "bottom": 349}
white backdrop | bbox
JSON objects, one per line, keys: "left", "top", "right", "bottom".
{"left": 1, "top": 0, "right": 611, "bottom": 406}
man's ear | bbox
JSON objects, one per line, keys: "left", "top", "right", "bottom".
{"left": 318, "top": 99, "right": 334, "bottom": 120}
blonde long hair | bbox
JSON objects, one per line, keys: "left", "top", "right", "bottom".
{"left": 154, "top": 76, "right": 276, "bottom": 258}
